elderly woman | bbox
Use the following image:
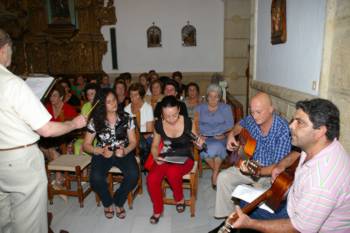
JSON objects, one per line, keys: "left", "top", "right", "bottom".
{"left": 124, "top": 83, "right": 154, "bottom": 164}
{"left": 194, "top": 84, "right": 234, "bottom": 189}
{"left": 83, "top": 88, "right": 139, "bottom": 219}
{"left": 147, "top": 96, "right": 204, "bottom": 224}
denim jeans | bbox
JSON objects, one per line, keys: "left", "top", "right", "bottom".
{"left": 90, "top": 152, "right": 139, "bottom": 208}
{"left": 240, "top": 200, "right": 289, "bottom": 220}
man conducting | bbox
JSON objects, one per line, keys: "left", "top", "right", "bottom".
{"left": 0, "top": 29, "right": 86, "bottom": 233}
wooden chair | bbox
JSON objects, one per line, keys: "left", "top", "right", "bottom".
{"left": 47, "top": 154, "right": 92, "bottom": 208}
{"left": 161, "top": 150, "right": 199, "bottom": 217}
{"left": 95, "top": 156, "right": 143, "bottom": 209}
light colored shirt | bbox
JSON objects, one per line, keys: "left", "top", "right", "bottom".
{"left": 287, "top": 139, "right": 350, "bottom": 233}
{"left": 0, "top": 65, "right": 51, "bottom": 149}
{"left": 195, "top": 103, "right": 233, "bottom": 136}
{"left": 124, "top": 102, "right": 154, "bottom": 132}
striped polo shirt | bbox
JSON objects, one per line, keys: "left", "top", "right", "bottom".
{"left": 287, "top": 139, "right": 350, "bottom": 232}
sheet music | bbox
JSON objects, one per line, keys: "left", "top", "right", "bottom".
{"left": 231, "top": 184, "right": 274, "bottom": 213}
{"left": 25, "top": 75, "right": 55, "bottom": 99}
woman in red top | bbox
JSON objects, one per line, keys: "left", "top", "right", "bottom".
{"left": 40, "top": 84, "right": 78, "bottom": 186}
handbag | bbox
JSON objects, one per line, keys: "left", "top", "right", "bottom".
{"left": 144, "top": 140, "right": 163, "bottom": 171}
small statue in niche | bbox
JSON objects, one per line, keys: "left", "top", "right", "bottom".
{"left": 147, "top": 22, "right": 161, "bottom": 47}
{"left": 182, "top": 21, "right": 196, "bottom": 46}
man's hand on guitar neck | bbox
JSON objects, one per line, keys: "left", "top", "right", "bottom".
{"left": 229, "top": 205, "right": 252, "bottom": 229}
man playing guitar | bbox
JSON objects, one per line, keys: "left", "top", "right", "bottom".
{"left": 215, "top": 92, "right": 292, "bottom": 219}
{"left": 214, "top": 99, "right": 350, "bottom": 233}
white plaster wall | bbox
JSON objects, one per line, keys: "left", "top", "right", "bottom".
{"left": 256, "top": 0, "right": 326, "bottom": 95}
{"left": 101, "top": 0, "right": 224, "bottom": 73}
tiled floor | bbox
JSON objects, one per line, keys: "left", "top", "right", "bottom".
{"left": 48, "top": 170, "right": 224, "bottom": 233}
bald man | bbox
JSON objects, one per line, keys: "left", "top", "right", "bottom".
{"left": 214, "top": 92, "right": 291, "bottom": 218}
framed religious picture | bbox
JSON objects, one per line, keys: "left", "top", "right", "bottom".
{"left": 147, "top": 22, "right": 162, "bottom": 47}
{"left": 271, "top": 0, "right": 287, "bottom": 45}
{"left": 182, "top": 21, "right": 196, "bottom": 47}
{"left": 47, "top": 0, "right": 77, "bottom": 26}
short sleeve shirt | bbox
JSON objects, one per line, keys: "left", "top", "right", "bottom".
{"left": 124, "top": 102, "right": 154, "bottom": 132}
{"left": 86, "top": 112, "right": 135, "bottom": 149}
{"left": 0, "top": 65, "right": 51, "bottom": 148}
{"left": 195, "top": 103, "right": 234, "bottom": 136}
{"left": 239, "top": 114, "right": 291, "bottom": 166}
{"left": 287, "top": 140, "right": 350, "bottom": 232}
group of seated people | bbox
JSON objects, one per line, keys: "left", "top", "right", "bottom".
{"left": 41, "top": 71, "right": 350, "bottom": 232}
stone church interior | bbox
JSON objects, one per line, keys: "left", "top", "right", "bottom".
{"left": 1, "top": 0, "right": 350, "bottom": 232}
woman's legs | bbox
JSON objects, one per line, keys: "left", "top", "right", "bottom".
{"left": 212, "top": 157, "right": 223, "bottom": 186}
{"left": 165, "top": 159, "right": 194, "bottom": 203}
{"left": 147, "top": 163, "right": 168, "bottom": 215}
{"left": 112, "top": 154, "right": 139, "bottom": 209}
{"left": 90, "top": 156, "right": 114, "bottom": 208}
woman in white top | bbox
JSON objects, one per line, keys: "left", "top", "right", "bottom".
{"left": 124, "top": 83, "right": 154, "bottom": 163}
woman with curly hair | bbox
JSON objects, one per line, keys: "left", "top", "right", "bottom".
{"left": 83, "top": 88, "right": 139, "bottom": 219}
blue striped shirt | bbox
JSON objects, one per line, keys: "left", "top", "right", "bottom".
{"left": 239, "top": 114, "right": 291, "bottom": 166}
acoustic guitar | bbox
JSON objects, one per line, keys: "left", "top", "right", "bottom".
{"left": 225, "top": 128, "right": 260, "bottom": 177}
{"left": 212, "top": 158, "right": 300, "bottom": 233}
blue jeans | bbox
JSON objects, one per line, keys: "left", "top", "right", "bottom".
{"left": 90, "top": 153, "right": 139, "bottom": 208}
{"left": 240, "top": 200, "right": 289, "bottom": 220}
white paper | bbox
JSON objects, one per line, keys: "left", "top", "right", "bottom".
{"left": 231, "top": 184, "right": 275, "bottom": 213}
{"left": 25, "top": 75, "right": 55, "bottom": 99}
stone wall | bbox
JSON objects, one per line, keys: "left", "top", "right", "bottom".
{"left": 319, "top": 0, "right": 350, "bottom": 151}
{"left": 250, "top": 0, "right": 350, "bottom": 152}
{"left": 223, "top": 0, "right": 251, "bottom": 114}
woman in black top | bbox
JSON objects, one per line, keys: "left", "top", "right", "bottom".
{"left": 147, "top": 96, "right": 204, "bottom": 224}
{"left": 83, "top": 88, "right": 139, "bottom": 219}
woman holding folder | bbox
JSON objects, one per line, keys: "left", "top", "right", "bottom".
{"left": 147, "top": 96, "right": 204, "bottom": 224}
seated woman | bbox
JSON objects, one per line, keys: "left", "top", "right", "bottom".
{"left": 83, "top": 88, "right": 139, "bottom": 219}
{"left": 184, "top": 82, "right": 202, "bottom": 119}
{"left": 71, "top": 75, "right": 86, "bottom": 100}
{"left": 147, "top": 96, "right": 204, "bottom": 224}
{"left": 124, "top": 83, "right": 154, "bottom": 165}
{"left": 138, "top": 72, "right": 151, "bottom": 96}
{"left": 113, "top": 78, "right": 130, "bottom": 110}
{"left": 40, "top": 84, "right": 78, "bottom": 185}
{"left": 58, "top": 79, "right": 81, "bottom": 110}
{"left": 73, "top": 83, "right": 100, "bottom": 155}
{"left": 144, "top": 79, "right": 164, "bottom": 110}
{"left": 194, "top": 83, "right": 234, "bottom": 189}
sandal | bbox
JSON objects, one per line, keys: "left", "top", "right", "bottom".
{"left": 176, "top": 202, "right": 186, "bottom": 213}
{"left": 104, "top": 208, "right": 114, "bottom": 219}
{"left": 115, "top": 207, "right": 126, "bottom": 219}
{"left": 149, "top": 214, "right": 161, "bottom": 224}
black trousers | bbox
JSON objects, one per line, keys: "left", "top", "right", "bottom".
{"left": 90, "top": 152, "right": 139, "bottom": 208}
